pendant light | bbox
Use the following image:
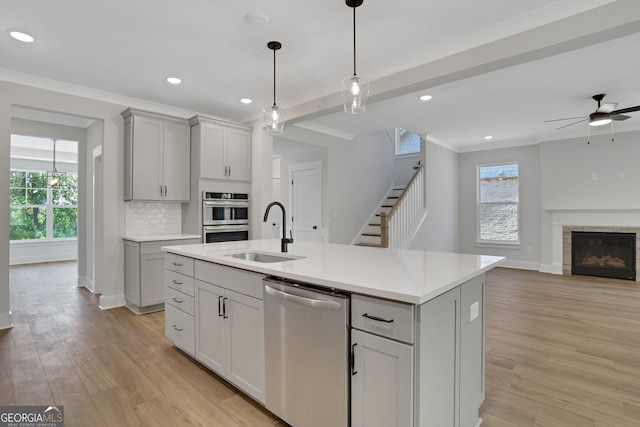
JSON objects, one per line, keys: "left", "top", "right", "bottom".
{"left": 49, "top": 139, "right": 60, "bottom": 187}
{"left": 341, "top": 0, "right": 369, "bottom": 114}
{"left": 264, "top": 41, "right": 285, "bottom": 135}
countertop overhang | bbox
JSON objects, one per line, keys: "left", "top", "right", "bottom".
{"left": 124, "top": 233, "right": 201, "bottom": 243}
{"left": 162, "top": 239, "right": 504, "bottom": 305}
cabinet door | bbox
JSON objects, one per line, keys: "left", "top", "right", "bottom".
{"left": 225, "top": 290, "right": 265, "bottom": 403}
{"left": 460, "top": 275, "right": 485, "bottom": 427}
{"left": 226, "top": 129, "right": 251, "bottom": 181}
{"left": 351, "top": 329, "right": 413, "bottom": 427}
{"left": 132, "top": 115, "right": 163, "bottom": 200}
{"left": 124, "top": 241, "right": 141, "bottom": 306}
{"left": 418, "top": 287, "right": 460, "bottom": 427}
{"left": 162, "top": 121, "right": 190, "bottom": 201}
{"left": 140, "top": 253, "right": 165, "bottom": 306}
{"left": 195, "top": 280, "right": 226, "bottom": 374}
{"left": 200, "top": 124, "right": 227, "bottom": 180}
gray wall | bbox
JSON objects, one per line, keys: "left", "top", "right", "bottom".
{"left": 410, "top": 140, "right": 459, "bottom": 253}
{"left": 539, "top": 129, "right": 640, "bottom": 270}
{"left": 458, "top": 144, "right": 540, "bottom": 269}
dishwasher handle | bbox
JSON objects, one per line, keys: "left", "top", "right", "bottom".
{"left": 265, "top": 284, "right": 342, "bottom": 311}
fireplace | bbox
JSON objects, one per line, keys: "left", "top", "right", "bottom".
{"left": 571, "top": 231, "right": 636, "bottom": 281}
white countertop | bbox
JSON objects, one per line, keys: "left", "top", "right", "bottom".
{"left": 162, "top": 239, "right": 504, "bottom": 304}
{"left": 123, "top": 233, "right": 201, "bottom": 243}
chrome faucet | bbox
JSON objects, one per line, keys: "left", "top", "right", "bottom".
{"left": 263, "top": 201, "right": 294, "bottom": 253}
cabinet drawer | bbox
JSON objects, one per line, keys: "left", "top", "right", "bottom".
{"left": 165, "top": 304, "right": 195, "bottom": 356}
{"left": 165, "top": 286, "right": 195, "bottom": 316}
{"left": 165, "top": 270, "right": 195, "bottom": 296}
{"left": 195, "top": 260, "right": 264, "bottom": 300}
{"left": 352, "top": 294, "right": 415, "bottom": 344}
{"left": 165, "top": 253, "right": 194, "bottom": 276}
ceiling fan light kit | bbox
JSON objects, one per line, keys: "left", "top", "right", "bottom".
{"left": 341, "top": 0, "right": 369, "bottom": 114}
{"left": 546, "top": 94, "right": 640, "bottom": 131}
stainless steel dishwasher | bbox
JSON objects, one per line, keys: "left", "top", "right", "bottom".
{"left": 263, "top": 277, "right": 350, "bottom": 427}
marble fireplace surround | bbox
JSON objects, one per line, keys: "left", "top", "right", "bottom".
{"left": 550, "top": 209, "right": 640, "bottom": 282}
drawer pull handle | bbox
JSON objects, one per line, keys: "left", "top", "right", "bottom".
{"left": 172, "top": 280, "right": 183, "bottom": 285}
{"left": 172, "top": 325, "right": 183, "bottom": 332}
{"left": 218, "top": 296, "right": 224, "bottom": 317}
{"left": 362, "top": 313, "right": 394, "bottom": 323}
{"left": 172, "top": 297, "right": 183, "bottom": 304}
{"left": 172, "top": 262, "right": 183, "bottom": 267}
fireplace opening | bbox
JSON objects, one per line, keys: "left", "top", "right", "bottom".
{"left": 572, "top": 231, "right": 636, "bottom": 281}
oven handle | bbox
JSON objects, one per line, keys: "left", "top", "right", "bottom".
{"left": 204, "top": 225, "right": 249, "bottom": 232}
{"left": 203, "top": 200, "right": 249, "bottom": 207}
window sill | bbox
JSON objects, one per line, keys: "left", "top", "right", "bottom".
{"left": 476, "top": 241, "right": 521, "bottom": 249}
{"left": 394, "top": 152, "right": 420, "bottom": 159}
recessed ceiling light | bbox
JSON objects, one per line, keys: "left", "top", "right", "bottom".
{"left": 484, "top": 135, "right": 493, "bottom": 140}
{"left": 10, "top": 31, "right": 34, "bottom": 43}
{"left": 166, "top": 77, "right": 181, "bottom": 85}
{"left": 419, "top": 95, "right": 432, "bottom": 101}
{"left": 240, "top": 98, "right": 253, "bottom": 104}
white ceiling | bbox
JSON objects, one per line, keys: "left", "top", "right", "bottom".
{"left": 3, "top": 0, "right": 640, "bottom": 152}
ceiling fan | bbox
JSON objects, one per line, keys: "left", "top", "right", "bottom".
{"left": 544, "top": 94, "right": 640, "bottom": 130}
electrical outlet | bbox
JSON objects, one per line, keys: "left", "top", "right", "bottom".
{"left": 618, "top": 171, "right": 625, "bottom": 180}
{"left": 592, "top": 173, "right": 598, "bottom": 181}
{"left": 470, "top": 301, "right": 479, "bottom": 322}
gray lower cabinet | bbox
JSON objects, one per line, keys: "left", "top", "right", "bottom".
{"left": 418, "top": 274, "right": 485, "bottom": 427}
{"left": 125, "top": 238, "right": 199, "bottom": 314}
{"left": 164, "top": 253, "right": 196, "bottom": 356}
{"left": 352, "top": 274, "right": 485, "bottom": 427}
{"left": 193, "top": 261, "right": 266, "bottom": 404}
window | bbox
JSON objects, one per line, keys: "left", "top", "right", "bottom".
{"left": 394, "top": 128, "right": 421, "bottom": 155}
{"left": 477, "top": 163, "right": 519, "bottom": 244}
{"left": 10, "top": 170, "right": 78, "bottom": 240}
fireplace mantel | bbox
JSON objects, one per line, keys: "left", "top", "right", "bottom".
{"left": 549, "top": 208, "right": 640, "bottom": 279}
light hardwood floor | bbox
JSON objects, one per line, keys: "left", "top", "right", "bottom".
{"left": 2, "top": 262, "right": 640, "bottom": 426}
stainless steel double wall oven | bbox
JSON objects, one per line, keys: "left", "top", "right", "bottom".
{"left": 202, "top": 192, "right": 249, "bottom": 243}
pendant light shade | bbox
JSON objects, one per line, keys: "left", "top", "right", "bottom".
{"left": 264, "top": 41, "right": 286, "bottom": 135}
{"left": 48, "top": 139, "right": 61, "bottom": 187}
{"left": 342, "top": 0, "right": 369, "bottom": 114}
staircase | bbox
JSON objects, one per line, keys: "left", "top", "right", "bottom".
{"left": 356, "top": 187, "right": 405, "bottom": 247}
{"left": 355, "top": 163, "right": 426, "bottom": 249}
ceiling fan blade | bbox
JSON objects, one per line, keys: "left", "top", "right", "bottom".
{"left": 556, "top": 118, "right": 588, "bottom": 130}
{"left": 543, "top": 116, "right": 587, "bottom": 123}
{"left": 610, "top": 105, "right": 640, "bottom": 115}
{"left": 611, "top": 114, "right": 630, "bottom": 121}
{"left": 596, "top": 103, "right": 617, "bottom": 113}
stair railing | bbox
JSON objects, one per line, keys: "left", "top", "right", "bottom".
{"left": 380, "top": 163, "right": 425, "bottom": 248}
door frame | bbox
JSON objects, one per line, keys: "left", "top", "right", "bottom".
{"left": 288, "top": 160, "right": 323, "bottom": 242}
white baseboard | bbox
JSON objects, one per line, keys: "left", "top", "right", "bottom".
{"left": 77, "top": 276, "right": 95, "bottom": 294}
{"left": 99, "top": 294, "right": 126, "bottom": 310}
{"left": 0, "top": 311, "right": 13, "bottom": 330}
{"left": 499, "top": 260, "right": 540, "bottom": 271}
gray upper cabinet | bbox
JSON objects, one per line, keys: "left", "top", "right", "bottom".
{"left": 190, "top": 115, "right": 252, "bottom": 182}
{"left": 122, "top": 108, "right": 190, "bottom": 201}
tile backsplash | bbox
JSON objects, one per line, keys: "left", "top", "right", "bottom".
{"left": 125, "top": 201, "right": 182, "bottom": 236}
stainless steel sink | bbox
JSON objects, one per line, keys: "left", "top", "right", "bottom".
{"left": 225, "top": 251, "right": 302, "bottom": 263}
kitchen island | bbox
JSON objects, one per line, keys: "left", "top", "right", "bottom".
{"left": 162, "top": 239, "right": 504, "bottom": 427}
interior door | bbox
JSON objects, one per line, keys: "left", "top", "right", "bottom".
{"left": 289, "top": 161, "right": 322, "bottom": 242}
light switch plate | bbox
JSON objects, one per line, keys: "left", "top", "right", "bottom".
{"left": 470, "top": 301, "right": 479, "bottom": 322}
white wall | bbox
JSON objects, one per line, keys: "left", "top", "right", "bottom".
{"left": 410, "top": 141, "right": 459, "bottom": 253}
{"left": 255, "top": 125, "right": 394, "bottom": 244}
{"left": 0, "top": 82, "right": 128, "bottom": 324}
{"left": 458, "top": 144, "right": 540, "bottom": 270}
{"left": 539, "top": 129, "right": 640, "bottom": 271}
{"left": 273, "top": 137, "right": 329, "bottom": 238}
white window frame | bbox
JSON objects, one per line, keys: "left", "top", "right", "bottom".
{"left": 9, "top": 169, "right": 78, "bottom": 242}
{"left": 394, "top": 128, "right": 421, "bottom": 157}
{"left": 476, "top": 162, "right": 520, "bottom": 246}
